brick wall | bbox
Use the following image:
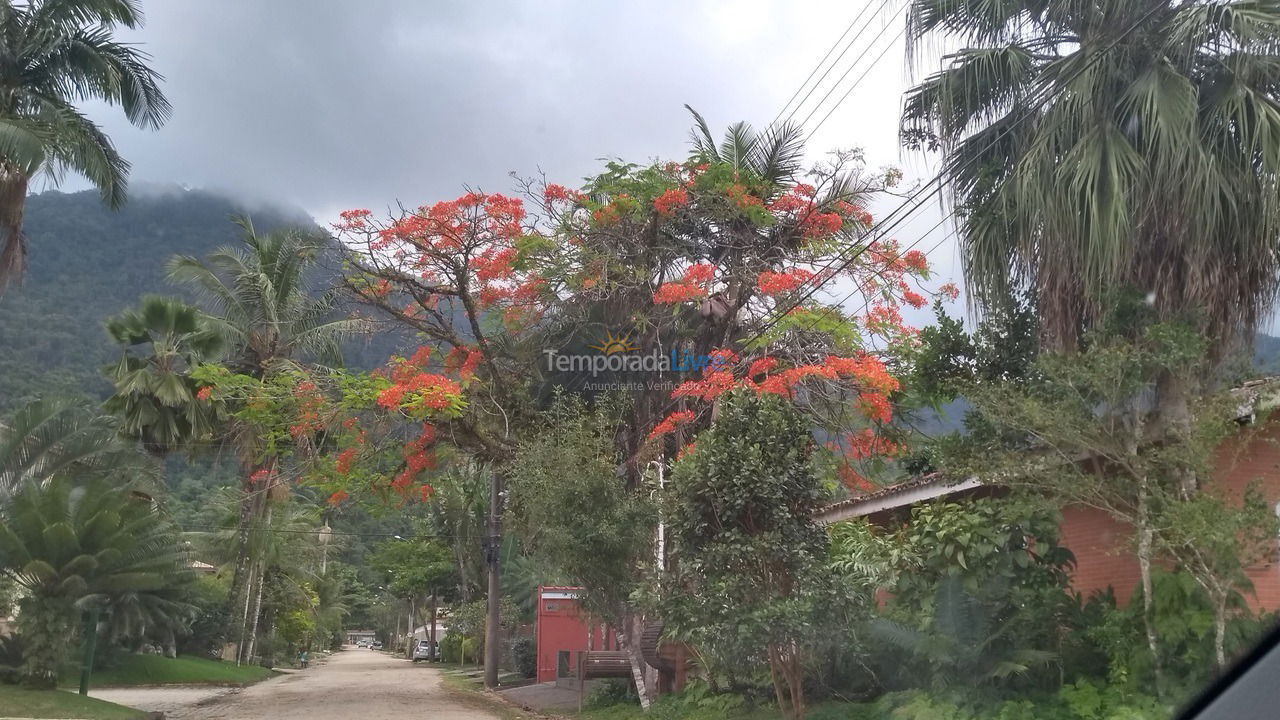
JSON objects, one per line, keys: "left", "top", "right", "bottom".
{"left": 1061, "top": 419, "right": 1280, "bottom": 610}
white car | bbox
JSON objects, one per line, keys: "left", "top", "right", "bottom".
{"left": 412, "top": 640, "right": 436, "bottom": 662}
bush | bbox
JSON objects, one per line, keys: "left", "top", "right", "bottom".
{"left": 509, "top": 637, "right": 536, "bottom": 678}
{"left": 585, "top": 678, "right": 637, "bottom": 709}
{"left": 0, "top": 635, "right": 22, "bottom": 685}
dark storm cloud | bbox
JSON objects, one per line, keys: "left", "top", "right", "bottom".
{"left": 82, "top": 0, "right": 860, "bottom": 220}
{"left": 66, "top": 0, "right": 968, "bottom": 325}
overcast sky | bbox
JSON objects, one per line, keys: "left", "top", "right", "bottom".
{"left": 61, "top": 0, "right": 962, "bottom": 325}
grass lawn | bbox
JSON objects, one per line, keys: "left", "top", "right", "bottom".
{"left": 66, "top": 653, "right": 275, "bottom": 688}
{"left": 0, "top": 685, "right": 146, "bottom": 719}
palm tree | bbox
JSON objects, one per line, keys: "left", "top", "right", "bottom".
{"left": 900, "top": 0, "right": 1280, "bottom": 358}
{"left": 166, "top": 217, "right": 367, "bottom": 661}
{"left": 167, "top": 217, "right": 364, "bottom": 376}
{"left": 104, "top": 296, "right": 225, "bottom": 455}
{"left": 900, "top": 0, "right": 1280, "bottom": 688}
{"left": 0, "top": 475, "right": 186, "bottom": 687}
{"left": 0, "top": 0, "right": 170, "bottom": 290}
{"left": 0, "top": 397, "right": 156, "bottom": 502}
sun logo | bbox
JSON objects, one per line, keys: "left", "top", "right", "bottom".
{"left": 588, "top": 329, "right": 639, "bottom": 355}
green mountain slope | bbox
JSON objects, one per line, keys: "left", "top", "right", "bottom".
{"left": 0, "top": 186, "right": 317, "bottom": 410}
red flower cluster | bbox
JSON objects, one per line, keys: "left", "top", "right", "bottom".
{"left": 799, "top": 211, "right": 843, "bottom": 240}
{"left": 196, "top": 386, "right": 212, "bottom": 401}
{"left": 473, "top": 247, "right": 518, "bottom": 283}
{"left": 250, "top": 468, "right": 273, "bottom": 486}
{"left": 328, "top": 490, "right": 350, "bottom": 505}
{"left": 648, "top": 409, "right": 697, "bottom": 440}
{"left": 290, "top": 380, "right": 327, "bottom": 439}
{"left": 757, "top": 268, "right": 815, "bottom": 296}
{"left": 726, "top": 183, "right": 763, "bottom": 210}
{"left": 902, "top": 289, "right": 928, "bottom": 309}
{"left": 845, "top": 428, "right": 902, "bottom": 459}
{"left": 939, "top": 282, "right": 960, "bottom": 301}
{"left": 654, "top": 188, "right": 690, "bottom": 216}
{"left": 377, "top": 370, "right": 462, "bottom": 413}
{"left": 837, "top": 463, "right": 878, "bottom": 494}
{"left": 544, "top": 184, "right": 571, "bottom": 203}
{"left": 903, "top": 250, "right": 929, "bottom": 273}
{"left": 654, "top": 263, "right": 716, "bottom": 305}
{"left": 336, "top": 447, "right": 358, "bottom": 475}
{"left": 444, "top": 345, "right": 484, "bottom": 381}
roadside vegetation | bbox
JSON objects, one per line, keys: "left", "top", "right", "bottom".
{"left": 60, "top": 654, "right": 274, "bottom": 688}
{"left": 0, "top": 686, "right": 145, "bottom": 720}
{"left": 2, "top": 1, "right": 1280, "bottom": 719}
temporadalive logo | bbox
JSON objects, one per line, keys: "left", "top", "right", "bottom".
{"left": 543, "top": 328, "right": 728, "bottom": 378}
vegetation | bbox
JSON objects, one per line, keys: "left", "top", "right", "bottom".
{"left": 5, "top": 3, "right": 1280, "bottom": 718}
{"left": 0, "top": 685, "right": 145, "bottom": 719}
{"left": 0, "top": 0, "right": 170, "bottom": 290}
{"left": 660, "top": 390, "right": 834, "bottom": 720}
{"left": 66, "top": 653, "right": 273, "bottom": 687}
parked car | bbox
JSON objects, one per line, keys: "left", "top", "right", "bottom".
{"left": 412, "top": 640, "right": 436, "bottom": 662}
{"left": 356, "top": 640, "right": 369, "bottom": 648}
{"left": 371, "top": 641, "right": 383, "bottom": 650}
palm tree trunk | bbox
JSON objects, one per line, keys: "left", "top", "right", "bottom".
{"left": 0, "top": 172, "right": 29, "bottom": 293}
{"left": 244, "top": 501, "right": 273, "bottom": 665}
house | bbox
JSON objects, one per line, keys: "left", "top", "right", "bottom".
{"left": 816, "top": 379, "right": 1280, "bottom": 611}
{"left": 535, "top": 586, "right": 619, "bottom": 684}
{"left": 346, "top": 629, "right": 376, "bottom": 645}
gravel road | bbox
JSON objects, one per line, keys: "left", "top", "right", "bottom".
{"left": 91, "top": 648, "right": 499, "bottom": 720}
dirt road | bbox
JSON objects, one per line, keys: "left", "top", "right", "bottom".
{"left": 92, "top": 649, "right": 499, "bottom": 720}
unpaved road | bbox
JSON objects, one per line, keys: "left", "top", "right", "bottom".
{"left": 91, "top": 649, "right": 498, "bottom": 720}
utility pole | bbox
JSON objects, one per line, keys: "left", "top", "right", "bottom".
{"left": 429, "top": 590, "right": 438, "bottom": 661}
{"left": 484, "top": 470, "right": 502, "bottom": 688}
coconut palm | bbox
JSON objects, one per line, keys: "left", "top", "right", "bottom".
{"left": 0, "top": 476, "right": 186, "bottom": 687}
{"left": 165, "top": 217, "right": 368, "bottom": 660}
{"left": 0, "top": 397, "right": 156, "bottom": 501}
{"left": 104, "top": 296, "right": 225, "bottom": 455}
{"left": 900, "top": 0, "right": 1280, "bottom": 357}
{"left": 167, "top": 217, "right": 366, "bottom": 376}
{"left": 0, "top": 0, "right": 170, "bottom": 290}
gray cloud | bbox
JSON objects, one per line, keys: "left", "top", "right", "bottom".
{"left": 63, "top": 0, "right": 965, "bottom": 321}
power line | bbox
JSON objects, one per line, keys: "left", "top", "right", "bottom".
{"left": 746, "top": 0, "right": 1168, "bottom": 346}
{"left": 774, "top": 0, "right": 898, "bottom": 129}
{"left": 794, "top": 8, "right": 905, "bottom": 131}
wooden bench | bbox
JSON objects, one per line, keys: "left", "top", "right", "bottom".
{"left": 577, "top": 650, "right": 632, "bottom": 710}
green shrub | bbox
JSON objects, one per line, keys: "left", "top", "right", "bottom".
{"left": 509, "top": 637, "right": 536, "bottom": 678}
{"left": 585, "top": 678, "right": 636, "bottom": 709}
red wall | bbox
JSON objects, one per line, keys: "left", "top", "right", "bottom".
{"left": 1062, "top": 420, "right": 1280, "bottom": 610}
{"left": 536, "top": 587, "right": 585, "bottom": 683}
{"left": 534, "top": 587, "right": 616, "bottom": 684}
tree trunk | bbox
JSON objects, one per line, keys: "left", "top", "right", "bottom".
{"left": 767, "top": 644, "right": 794, "bottom": 720}
{"left": 1213, "top": 589, "right": 1228, "bottom": 671}
{"left": 236, "top": 560, "right": 256, "bottom": 665}
{"left": 616, "top": 611, "right": 653, "bottom": 710}
{"left": 245, "top": 560, "right": 267, "bottom": 664}
{"left": 1136, "top": 480, "right": 1164, "bottom": 692}
{"left": 226, "top": 461, "right": 260, "bottom": 660}
{"left": 0, "top": 172, "right": 29, "bottom": 293}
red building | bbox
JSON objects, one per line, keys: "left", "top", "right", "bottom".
{"left": 816, "top": 381, "right": 1280, "bottom": 610}
{"left": 535, "top": 586, "right": 617, "bottom": 684}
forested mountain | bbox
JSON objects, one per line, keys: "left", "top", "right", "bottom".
{"left": 0, "top": 186, "right": 334, "bottom": 410}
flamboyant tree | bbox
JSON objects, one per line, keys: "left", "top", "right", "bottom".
{"left": 321, "top": 111, "right": 943, "bottom": 701}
